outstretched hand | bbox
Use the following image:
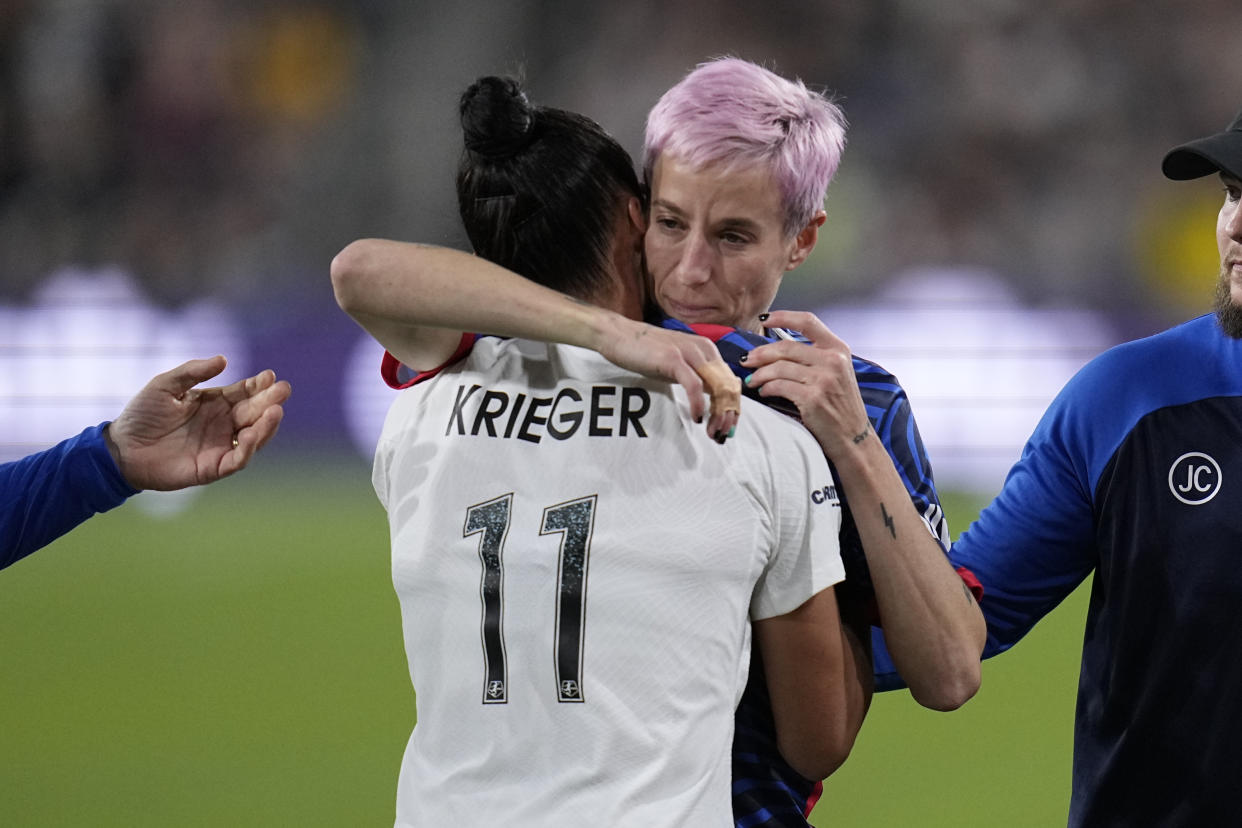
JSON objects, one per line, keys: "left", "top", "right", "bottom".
{"left": 105, "top": 356, "right": 292, "bottom": 491}
{"left": 597, "top": 317, "right": 740, "bottom": 443}
{"left": 740, "top": 310, "right": 870, "bottom": 459}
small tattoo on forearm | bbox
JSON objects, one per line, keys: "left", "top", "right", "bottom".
{"left": 851, "top": 425, "right": 869, "bottom": 445}
{"left": 880, "top": 503, "right": 896, "bottom": 539}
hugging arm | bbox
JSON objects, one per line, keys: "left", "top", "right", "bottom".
{"left": 330, "top": 239, "right": 738, "bottom": 436}
{"left": 745, "top": 310, "right": 985, "bottom": 710}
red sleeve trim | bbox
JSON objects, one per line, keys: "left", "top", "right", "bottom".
{"left": 955, "top": 565, "right": 984, "bottom": 602}
{"left": 380, "top": 332, "right": 479, "bottom": 389}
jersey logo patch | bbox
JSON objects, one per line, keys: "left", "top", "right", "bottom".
{"left": 810, "top": 484, "right": 840, "bottom": 506}
{"left": 1168, "top": 451, "right": 1222, "bottom": 505}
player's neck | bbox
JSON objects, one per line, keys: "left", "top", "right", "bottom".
{"left": 594, "top": 207, "right": 647, "bottom": 321}
{"left": 583, "top": 278, "right": 642, "bottom": 321}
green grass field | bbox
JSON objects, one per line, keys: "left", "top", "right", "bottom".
{"left": 0, "top": 456, "right": 1090, "bottom": 826}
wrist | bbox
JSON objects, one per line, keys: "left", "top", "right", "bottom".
{"left": 583, "top": 305, "right": 634, "bottom": 354}
{"left": 828, "top": 424, "right": 890, "bottom": 478}
{"left": 102, "top": 421, "right": 129, "bottom": 482}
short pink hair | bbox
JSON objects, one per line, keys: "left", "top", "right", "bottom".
{"left": 643, "top": 57, "right": 847, "bottom": 237}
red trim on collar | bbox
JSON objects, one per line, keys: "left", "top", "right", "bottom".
{"left": 682, "top": 323, "right": 736, "bottom": 341}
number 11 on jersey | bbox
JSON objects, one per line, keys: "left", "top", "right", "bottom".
{"left": 464, "top": 493, "right": 597, "bottom": 705}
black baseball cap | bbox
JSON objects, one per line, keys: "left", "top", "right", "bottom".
{"left": 1162, "top": 107, "right": 1242, "bottom": 181}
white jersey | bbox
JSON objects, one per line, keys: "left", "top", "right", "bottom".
{"left": 372, "top": 338, "right": 844, "bottom": 828}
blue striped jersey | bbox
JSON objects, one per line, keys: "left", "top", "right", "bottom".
{"left": 659, "top": 317, "right": 950, "bottom": 826}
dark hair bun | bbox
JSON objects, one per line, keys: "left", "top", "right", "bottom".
{"left": 460, "top": 76, "right": 536, "bottom": 159}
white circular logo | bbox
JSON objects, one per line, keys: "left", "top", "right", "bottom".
{"left": 1168, "top": 452, "right": 1223, "bottom": 505}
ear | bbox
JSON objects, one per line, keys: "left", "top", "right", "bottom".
{"left": 785, "top": 210, "right": 826, "bottom": 271}
{"left": 627, "top": 196, "right": 647, "bottom": 244}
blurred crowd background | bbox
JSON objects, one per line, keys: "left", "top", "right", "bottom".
{"left": 7, "top": 7, "right": 1236, "bottom": 823}
{"left": 3, "top": 0, "right": 1242, "bottom": 491}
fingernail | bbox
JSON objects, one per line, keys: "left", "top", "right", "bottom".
{"left": 743, "top": 373, "right": 753, "bottom": 386}
{"left": 714, "top": 431, "right": 725, "bottom": 444}
{"left": 758, "top": 312, "right": 769, "bottom": 321}
{"left": 738, "top": 353, "right": 748, "bottom": 363}
{"left": 696, "top": 415, "right": 703, "bottom": 423}
{"left": 727, "top": 426, "right": 736, "bottom": 438}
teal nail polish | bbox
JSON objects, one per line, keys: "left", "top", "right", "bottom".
{"left": 743, "top": 373, "right": 753, "bottom": 386}
{"left": 727, "top": 426, "right": 736, "bottom": 438}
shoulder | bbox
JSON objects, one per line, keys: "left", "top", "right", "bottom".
{"left": 382, "top": 333, "right": 584, "bottom": 389}
{"left": 730, "top": 399, "right": 840, "bottom": 513}
{"left": 849, "top": 352, "right": 899, "bottom": 386}
{"left": 848, "top": 352, "right": 909, "bottom": 413}
{"left": 737, "top": 391, "right": 806, "bottom": 433}
{"left": 1014, "top": 314, "right": 1240, "bottom": 494}
{"left": 732, "top": 397, "right": 830, "bottom": 475}
{"left": 1124, "top": 312, "right": 1239, "bottom": 370}
{"left": 1053, "top": 314, "right": 1241, "bottom": 424}
{"left": 382, "top": 332, "right": 484, "bottom": 389}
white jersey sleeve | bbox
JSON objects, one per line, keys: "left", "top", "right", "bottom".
{"left": 729, "top": 407, "right": 845, "bottom": 621}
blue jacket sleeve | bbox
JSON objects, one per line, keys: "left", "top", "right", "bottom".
{"left": 0, "top": 423, "right": 138, "bottom": 570}
{"left": 949, "top": 390, "right": 1099, "bottom": 659}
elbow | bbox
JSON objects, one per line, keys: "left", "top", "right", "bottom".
{"left": 907, "top": 658, "right": 981, "bottom": 712}
{"left": 330, "top": 239, "right": 379, "bottom": 314}
{"left": 779, "top": 731, "right": 856, "bottom": 782}
{"left": 900, "top": 613, "right": 987, "bottom": 711}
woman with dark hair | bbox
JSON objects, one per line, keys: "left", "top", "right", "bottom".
{"left": 334, "top": 76, "right": 736, "bottom": 432}
{"left": 333, "top": 76, "right": 859, "bottom": 826}
{"left": 456, "top": 75, "right": 643, "bottom": 300}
